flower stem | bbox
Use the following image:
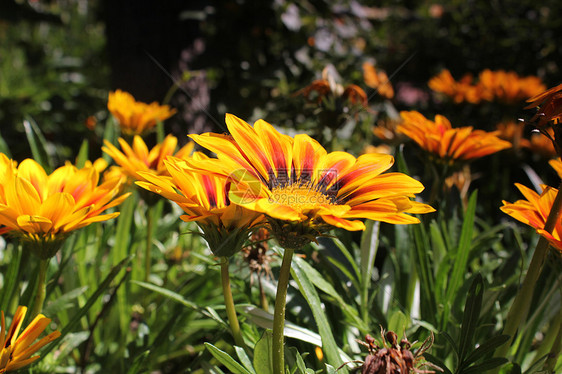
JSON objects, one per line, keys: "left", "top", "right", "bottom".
{"left": 31, "top": 259, "right": 49, "bottom": 319}
{"left": 220, "top": 257, "right": 246, "bottom": 349}
{"left": 272, "top": 247, "right": 295, "bottom": 374}
{"left": 494, "top": 182, "right": 562, "bottom": 363}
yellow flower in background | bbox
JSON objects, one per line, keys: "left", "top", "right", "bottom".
{"left": 107, "top": 89, "right": 176, "bottom": 136}
{"left": 187, "top": 114, "right": 433, "bottom": 248}
{"left": 136, "top": 152, "right": 264, "bottom": 257}
{"left": 398, "top": 111, "right": 511, "bottom": 163}
{"left": 0, "top": 155, "right": 130, "bottom": 258}
{"left": 501, "top": 183, "right": 562, "bottom": 253}
{"left": 102, "top": 134, "right": 194, "bottom": 183}
{"left": 0, "top": 305, "right": 60, "bottom": 373}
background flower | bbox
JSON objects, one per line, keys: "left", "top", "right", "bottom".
{"left": 107, "top": 89, "right": 177, "bottom": 136}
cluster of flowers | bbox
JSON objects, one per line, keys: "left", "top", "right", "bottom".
{"left": 428, "top": 69, "right": 546, "bottom": 104}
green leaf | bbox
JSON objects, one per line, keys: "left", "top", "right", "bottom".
{"left": 387, "top": 311, "right": 410, "bottom": 336}
{"left": 253, "top": 330, "right": 273, "bottom": 374}
{"left": 291, "top": 256, "right": 348, "bottom": 373}
{"left": 444, "top": 191, "right": 478, "bottom": 324}
{"left": 126, "top": 350, "right": 150, "bottom": 374}
{"left": 40, "top": 255, "right": 133, "bottom": 357}
{"left": 205, "top": 343, "right": 253, "bottom": 374}
{"left": 424, "top": 353, "right": 453, "bottom": 374}
{"left": 75, "top": 139, "right": 89, "bottom": 168}
{"left": 235, "top": 346, "right": 256, "bottom": 374}
{"left": 23, "top": 116, "right": 52, "bottom": 173}
{"left": 462, "top": 358, "right": 508, "bottom": 374}
{"left": 0, "top": 245, "right": 22, "bottom": 312}
{"left": 0, "top": 130, "right": 11, "bottom": 157}
{"left": 359, "top": 220, "right": 379, "bottom": 290}
{"left": 132, "top": 280, "right": 226, "bottom": 326}
{"left": 458, "top": 274, "right": 484, "bottom": 362}
{"left": 42, "top": 286, "right": 89, "bottom": 316}
{"left": 293, "top": 256, "right": 368, "bottom": 332}
{"left": 463, "top": 335, "right": 510, "bottom": 367}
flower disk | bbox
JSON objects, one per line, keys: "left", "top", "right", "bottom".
{"left": 398, "top": 111, "right": 512, "bottom": 164}
{"left": 0, "top": 155, "right": 130, "bottom": 258}
{"left": 0, "top": 306, "right": 60, "bottom": 373}
{"left": 107, "top": 89, "right": 176, "bottom": 136}
{"left": 187, "top": 114, "right": 434, "bottom": 233}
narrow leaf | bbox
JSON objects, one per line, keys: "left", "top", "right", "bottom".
{"left": 459, "top": 274, "right": 484, "bottom": 362}
{"left": 291, "top": 257, "right": 348, "bottom": 373}
{"left": 205, "top": 343, "right": 252, "bottom": 374}
{"left": 23, "top": 116, "right": 52, "bottom": 172}
{"left": 463, "top": 335, "right": 510, "bottom": 367}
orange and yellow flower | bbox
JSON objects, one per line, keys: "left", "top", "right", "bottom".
{"left": 363, "top": 62, "right": 394, "bottom": 99}
{"left": 397, "top": 111, "right": 511, "bottom": 163}
{"left": 107, "top": 89, "right": 176, "bottom": 136}
{"left": 0, "top": 306, "right": 60, "bottom": 373}
{"left": 0, "top": 155, "right": 130, "bottom": 258}
{"left": 501, "top": 183, "right": 562, "bottom": 252}
{"left": 185, "top": 114, "right": 433, "bottom": 242}
{"left": 136, "top": 152, "right": 264, "bottom": 257}
{"left": 102, "top": 134, "right": 194, "bottom": 184}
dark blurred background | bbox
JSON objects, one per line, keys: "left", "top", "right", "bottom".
{"left": 1, "top": 0, "right": 561, "bottom": 162}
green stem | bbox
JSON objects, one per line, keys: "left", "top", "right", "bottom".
{"left": 220, "top": 257, "right": 246, "bottom": 349}
{"left": 494, "top": 181, "right": 562, "bottom": 363}
{"left": 31, "top": 259, "right": 49, "bottom": 319}
{"left": 272, "top": 247, "right": 295, "bottom": 374}
{"left": 145, "top": 207, "right": 154, "bottom": 282}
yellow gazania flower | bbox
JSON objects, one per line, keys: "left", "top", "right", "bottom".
{"left": 0, "top": 156, "right": 130, "bottom": 258}
{"left": 501, "top": 183, "right": 562, "bottom": 253}
{"left": 102, "top": 134, "right": 194, "bottom": 183}
{"left": 107, "top": 89, "right": 176, "bottom": 136}
{"left": 397, "top": 111, "right": 512, "bottom": 163}
{"left": 0, "top": 305, "right": 60, "bottom": 373}
{"left": 186, "top": 114, "right": 433, "bottom": 245}
{"left": 136, "top": 152, "right": 264, "bottom": 257}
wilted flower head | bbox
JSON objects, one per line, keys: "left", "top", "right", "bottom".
{"left": 0, "top": 155, "right": 130, "bottom": 258}
{"left": 0, "top": 306, "right": 60, "bottom": 373}
{"left": 398, "top": 111, "right": 511, "bottom": 165}
{"left": 136, "top": 152, "right": 264, "bottom": 257}
{"left": 107, "top": 89, "right": 176, "bottom": 136}
{"left": 347, "top": 330, "right": 441, "bottom": 374}
{"left": 187, "top": 114, "right": 433, "bottom": 249}
{"left": 501, "top": 183, "right": 562, "bottom": 253}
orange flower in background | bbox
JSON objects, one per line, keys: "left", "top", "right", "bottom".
{"left": 136, "top": 152, "right": 264, "bottom": 257}
{"left": 397, "top": 111, "right": 512, "bottom": 163}
{"left": 102, "top": 134, "right": 194, "bottom": 184}
{"left": 525, "top": 83, "right": 562, "bottom": 127}
{"left": 0, "top": 306, "right": 60, "bottom": 373}
{"left": 501, "top": 183, "right": 562, "bottom": 252}
{"left": 186, "top": 114, "right": 433, "bottom": 245}
{"left": 363, "top": 62, "right": 394, "bottom": 99}
{"left": 428, "top": 69, "right": 545, "bottom": 104}
{"left": 0, "top": 155, "right": 130, "bottom": 258}
{"left": 107, "top": 89, "right": 177, "bottom": 136}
